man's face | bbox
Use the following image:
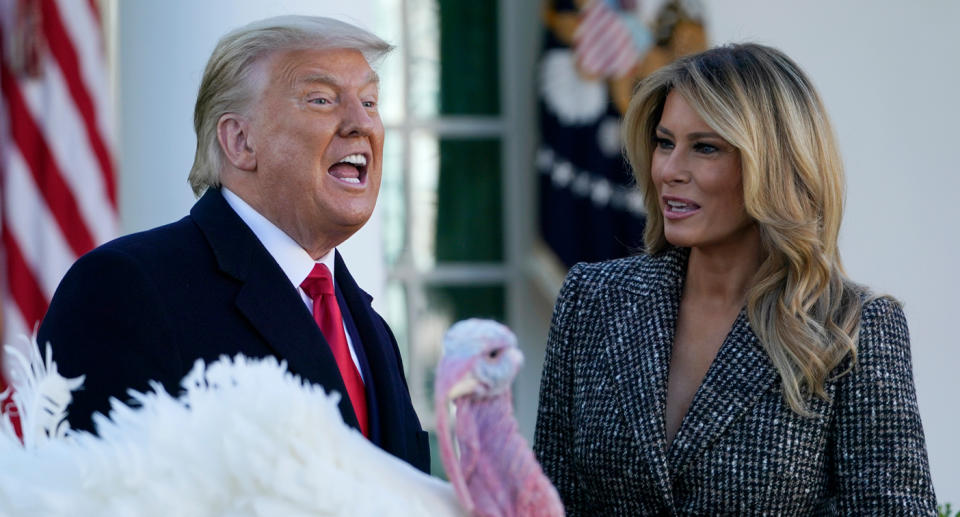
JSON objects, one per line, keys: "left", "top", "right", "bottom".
{"left": 244, "top": 47, "right": 384, "bottom": 256}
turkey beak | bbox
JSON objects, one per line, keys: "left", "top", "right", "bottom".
{"left": 446, "top": 373, "right": 479, "bottom": 401}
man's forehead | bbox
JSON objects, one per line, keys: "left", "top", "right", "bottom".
{"left": 296, "top": 69, "right": 380, "bottom": 88}
{"left": 268, "top": 48, "right": 379, "bottom": 89}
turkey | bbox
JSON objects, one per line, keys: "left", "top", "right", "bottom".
{"left": 434, "top": 319, "right": 564, "bottom": 517}
{"left": 0, "top": 320, "right": 562, "bottom": 517}
{"left": 0, "top": 338, "right": 463, "bottom": 517}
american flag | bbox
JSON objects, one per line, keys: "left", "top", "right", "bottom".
{"left": 538, "top": 0, "right": 647, "bottom": 268}
{"left": 0, "top": 0, "right": 117, "bottom": 410}
{"left": 574, "top": 0, "right": 641, "bottom": 78}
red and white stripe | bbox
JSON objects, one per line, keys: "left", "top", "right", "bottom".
{"left": 574, "top": 0, "right": 641, "bottom": 79}
{"left": 0, "top": 0, "right": 116, "bottom": 384}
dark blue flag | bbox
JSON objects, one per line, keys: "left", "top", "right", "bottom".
{"left": 537, "top": 0, "right": 706, "bottom": 268}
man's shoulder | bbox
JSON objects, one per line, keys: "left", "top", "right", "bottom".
{"left": 93, "top": 188, "right": 235, "bottom": 259}
{"left": 63, "top": 215, "right": 212, "bottom": 287}
{"left": 91, "top": 215, "right": 202, "bottom": 260}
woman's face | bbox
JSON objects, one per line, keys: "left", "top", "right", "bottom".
{"left": 651, "top": 91, "right": 755, "bottom": 252}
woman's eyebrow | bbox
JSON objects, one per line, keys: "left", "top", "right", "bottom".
{"left": 656, "top": 126, "right": 722, "bottom": 140}
{"left": 687, "top": 131, "right": 723, "bottom": 140}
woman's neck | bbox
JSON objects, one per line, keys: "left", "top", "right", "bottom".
{"left": 683, "top": 227, "right": 763, "bottom": 307}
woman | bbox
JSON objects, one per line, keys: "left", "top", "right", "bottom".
{"left": 533, "top": 43, "right": 936, "bottom": 515}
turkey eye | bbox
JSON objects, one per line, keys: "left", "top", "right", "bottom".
{"left": 488, "top": 349, "right": 500, "bottom": 359}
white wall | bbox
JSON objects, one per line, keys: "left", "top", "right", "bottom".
{"left": 697, "top": 0, "right": 960, "bottom": 504}
{"left": 115, "top": 0, "right": 385, "bottom": 307}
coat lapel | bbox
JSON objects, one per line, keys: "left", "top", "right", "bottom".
{"left": 600, "top": 248, "right": 687, "bottom": 509}
{"left": 666, "top": 309, "right": 779, "bottom": 479}
{"left": 190, "top": 189, "right": 360, "bottom": 429}
{"left": 334, "top": 252, "right": 420, "bottom": 462}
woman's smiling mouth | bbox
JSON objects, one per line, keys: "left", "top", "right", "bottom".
{"left": 663, "top": 196, "right": 701, "bottom": 219}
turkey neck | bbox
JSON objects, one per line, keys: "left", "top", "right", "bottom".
{"left": 456, "top": 391, "right": 520, "bottom": 446}
{"left": 455, "top": 390, "right": 541, "bottom": 517}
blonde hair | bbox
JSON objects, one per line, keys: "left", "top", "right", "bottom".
{"left": 623, "top": 43, "right": 864, "bottom": 415}
{"left": 188, "top": 16, "right": 393, "bottom": 196}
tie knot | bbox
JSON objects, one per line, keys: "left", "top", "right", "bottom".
{"left": 301, "top": 263, "right": 334, "bottom": 299}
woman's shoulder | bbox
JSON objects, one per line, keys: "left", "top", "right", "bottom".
{"left": 564, "top": 246, "right": 688, "bottom": 296}
{"left": 859, "top": 293, "right": 905, "bottom": 324}
{"left": 857, "top": 293, "right": 909, "bottom": 351}
{"left": 843, "top": 278, "right": 907, "bottom": 335}
{"left": 840, "top": 283, "right": 912, "bottom": 371}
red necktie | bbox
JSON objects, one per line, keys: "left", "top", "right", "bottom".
{"left": 300, "top": 263, "right": 369, "bottom": 437}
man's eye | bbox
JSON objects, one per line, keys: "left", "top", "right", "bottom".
{"left": 310, "top": 98, "right": 330, "bottom": 105}
{"left": 363, "top": 100, "right": 377, "bottom": 108}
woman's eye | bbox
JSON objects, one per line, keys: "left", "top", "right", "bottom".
{"left": 694, "top": 142, "right": 718, "bottom": 154}
{"left": 654, "top": 137, "right": 674, "bottom": 150}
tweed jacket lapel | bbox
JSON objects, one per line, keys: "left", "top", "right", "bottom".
{"left": 600, "top": 247, "right": 687, "bottom": 509}
{"left": 600, "top": 246, "right": 781, "bottom": 505}
{"left": 665, "top": 295, "right": 780, "bottom": 481}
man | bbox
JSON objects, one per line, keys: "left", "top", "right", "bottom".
{"left": 37, "top": 16, "right": 429, "bottom": 473}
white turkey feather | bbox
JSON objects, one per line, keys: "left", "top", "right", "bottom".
{"left": 0, "top": 336, "right": 83, "bottom": 450}
{"left": 0, "top": 346, "right": 464, "bottom": 517}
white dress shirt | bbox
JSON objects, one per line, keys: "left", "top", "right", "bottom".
{"left": 222, "top": 187, "right": 363, "bottom": 379}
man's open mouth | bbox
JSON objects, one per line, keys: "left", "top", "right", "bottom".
{"left": 328, "top": 153, "right": 368, "bottom": 185}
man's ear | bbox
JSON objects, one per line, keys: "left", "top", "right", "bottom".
{"left": 217, "top": 113, "right": 256, "bottom": 171}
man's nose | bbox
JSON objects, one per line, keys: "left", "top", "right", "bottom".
{"left": 339, "top": 96, "right": 377, "bottom": 137}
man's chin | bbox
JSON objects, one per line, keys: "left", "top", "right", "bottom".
{"left": 324, "top": 213, "right": 374, "bottom": 240}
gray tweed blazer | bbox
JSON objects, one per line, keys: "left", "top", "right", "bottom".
{"left": 533, "top": 247, "right": 936, "bottom": 516}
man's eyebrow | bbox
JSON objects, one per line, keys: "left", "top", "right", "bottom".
{"left": 296, "top": 70, "right": 380, "bottom": 88}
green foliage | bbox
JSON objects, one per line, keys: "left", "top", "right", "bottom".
{"left": 939, "top": 503, "right": 960, "bottom": 517}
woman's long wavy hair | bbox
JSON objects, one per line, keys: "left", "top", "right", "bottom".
{"left": 623, "top": 43, "right": 865, "bottom": 415}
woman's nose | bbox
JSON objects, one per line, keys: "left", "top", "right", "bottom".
{"left": 654, "top": 150, "right": 691, "bottom": 185}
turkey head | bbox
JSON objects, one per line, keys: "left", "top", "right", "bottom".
{"left": 434, "top": 319, "right": 563, "bottom": 517}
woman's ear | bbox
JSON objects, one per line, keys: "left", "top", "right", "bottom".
{"left": 216, "top": 113, "right": 256, "bottom": 171}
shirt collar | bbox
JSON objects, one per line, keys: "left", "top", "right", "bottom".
{"left": 222, "top": 187, "right": 335, "bottom": 288}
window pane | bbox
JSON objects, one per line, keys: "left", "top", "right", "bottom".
{"left": 408, "top": 0, "right": 441, "bottom": 118}
{"left": 405, "top": 135, "right": 504, "bottom": 267}
{"left": 373, "top": 0, "right": 405, "bottom": 124}
{"left": 439, "top": 0, "right": 500, "bottom": 115}
{"left": 381, "top": 130, "right": 407, "bottom": 266}
{"left": 410, "top": 131, "right": 441, "bottom": 268}
{"left": 426, "top": 284, "right": 505, "bottom": 322}
{"left": 384, "top": 280, "right": 410, "bottom": 369}
{"left": 436, "top": 138, "right": 503, "bottom": 262}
